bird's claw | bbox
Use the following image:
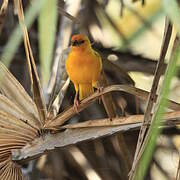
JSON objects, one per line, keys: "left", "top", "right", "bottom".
{"left": 74, "top": 99, "right": 79, "bottom": 113}
{"left": 98, "top": 86, "right": 103, "bottom": 93}
{"left": 97, "top": 86, "right": 103, "bottom": 104}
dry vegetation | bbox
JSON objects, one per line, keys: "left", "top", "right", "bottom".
{"left": 0, "top": 0, "right": 180, "bottom": 180}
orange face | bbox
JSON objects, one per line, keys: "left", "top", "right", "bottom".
{"left": 71, "top": 34, "right": 90, "bottom": 49}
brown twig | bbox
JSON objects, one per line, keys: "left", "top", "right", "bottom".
{"left": 0, "top": 0, "right": 8, "bottom": 35}
{"left": 62, "top": 111, "right": 180, "bottom": 129}
{"left": 16, "top": 0, "right": 47, "bottom": 125}
{"left": 176, "top": 152, "right": 180, "bottom": 180}
{"left": 44, "top": 84, "right": 180, "bottom": 129}
{"left": 99, "top": 71, "right": 132, "bottom": 177}
{"left": 12, "top": 110, "right": 180, "bottom": 163}
{"left": 58, "top": 6, "right": 80, "bottom": 23}
{"left": 99, "top": 71, "right": 117, "bottom": 118}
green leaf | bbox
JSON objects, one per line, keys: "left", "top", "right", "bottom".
{"left": 38, "top": 0, "right": 58, "bottom": 86}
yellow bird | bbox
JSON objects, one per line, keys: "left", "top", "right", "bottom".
{"left": 65, "top": 34, "right": 102, "bottom": 109}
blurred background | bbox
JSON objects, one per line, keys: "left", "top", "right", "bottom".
{"left": 0, "top": 0, "right": 180, "bottom": 179}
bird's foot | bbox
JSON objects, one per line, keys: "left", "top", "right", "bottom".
{"left": 97, "top": 86, "right": 103, "bottom": 104}
{"left": 97, "top": 86, "right": 103, "bottom": 93}
{"left": 74, "top": 99, "right": 79, "bottom": 113}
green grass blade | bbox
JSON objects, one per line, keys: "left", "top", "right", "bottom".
{"left": 134, "top": 43, "right": 180, "bottom": 180}
{"left": 38, "top": 0, "right": 58, "bottom": 86}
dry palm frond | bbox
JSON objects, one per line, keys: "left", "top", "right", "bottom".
{"left": 0, "top": 62, "right": 40, "bottom": 128}
{"left": 11, "top": 110, "right": 180, "bottom": 163}
{"left": 0, "top": 1, "right": 179, "bottom": 179}
{"left": 0, "top": 1, "right": 44, "bottom": 178}
{"left": 0, "top": 0, "right": 8, "bottom": 35}
{"left": 0, "top": 62, "right": 39, "bottom": 179}
{"left": 62, "top": 110, "right": 180, "bottom": 129}
{"left": 1, "top": 59, "right": 179, "bottom": 179}
{"left": 14, "top": 0, "right": 47, "bottom": 125}
{"left": 47, "top": 48, "right": 70, "bottom": 114}
{"left": 0, "top": 65, "right": 178, "bottom": 179}
{"left": 0, "top": 158, "right": 23, "bottom": 180}
{"left": 44, "top": 84, "right": 180, "bottom": 129}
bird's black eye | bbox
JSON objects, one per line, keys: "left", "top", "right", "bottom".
{"left": 80, "top": 40, "right": 85, "bottom": 44}
{"left": 71, "top": 40, "right": 85, "bottom": 46}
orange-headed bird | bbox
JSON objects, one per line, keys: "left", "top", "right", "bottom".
{"left": 66, "top": 34, "right": 102, "bottom": 109}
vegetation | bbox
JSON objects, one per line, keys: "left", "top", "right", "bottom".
{"left": 0, "top": 0, "right": 179, "bottom": 179}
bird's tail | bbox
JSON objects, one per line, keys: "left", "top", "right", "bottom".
{"left": 79, "top": 84, "right": 94, "bottom": 100}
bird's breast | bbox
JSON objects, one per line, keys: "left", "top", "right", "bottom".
{"left": 66, "top": 51, "right": 101, "bottom": 84}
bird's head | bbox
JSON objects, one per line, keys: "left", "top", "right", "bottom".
{"left": 70, "top": 34, "right": 91, "bottom": 51}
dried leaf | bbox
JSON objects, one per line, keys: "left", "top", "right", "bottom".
{"left": 12, "top": 110, "right": 180, "bottom": 162}
{"left": 0, "top": 61, "right": 40, "bottom": 179}
{"left": 15, "top": 0, "right": 47, "bottom": 124}
{"left": 48, "top": 48, "right": 70, "bottom": 113}
{"left": 0, "top": 94, "right": 40, "bottom": 129}
{"left": 0, "top": 110, "right": 37, "bottom": 139}
{"left": 0, "top": 0, "right": 8, "bottom": 35}
{"left": 62, "top": 111, "right": 180, "bottom": 129}
{"left": 58, "top": 6, "right": 80, "bottom": 23}
{"left": 99, "top": 71, "right": 117, "bottom": 118}
{"left": 0, "top": 108, "right": 37, "bottom": 179}
{"left": 44, "top": 85, "right": 180, "bottom": 129}
{"left": 0, "top": 62, "right": 40, "bottom": 127}
{"left": 12, "top": 124, "right": 140, "bottom": 161}
{"left": 0, "top": 158, "right": 23, "bottom": 180}
{"left": 48, "top": 78, "right": 70, "bottom": 117}
{"left": 99, "top": 71, "right": 132, "bottom": 173}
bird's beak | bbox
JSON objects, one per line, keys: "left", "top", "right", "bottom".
{"left": 71, "top": 40, "right": 78, "bottom": 46}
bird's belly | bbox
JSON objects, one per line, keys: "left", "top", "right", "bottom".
{"left": 67, "top": 65, "right": 96, "bottom": 83}
{"left": 66, "top": 57, "right": 100, "bottom": 84}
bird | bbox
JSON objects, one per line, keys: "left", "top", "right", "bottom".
{"left": 65, "top": 34, "right": 102, "bottom": 111}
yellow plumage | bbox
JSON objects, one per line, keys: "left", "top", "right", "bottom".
{"left": 65, "top": 34, "right": 102, "bottom": 101}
